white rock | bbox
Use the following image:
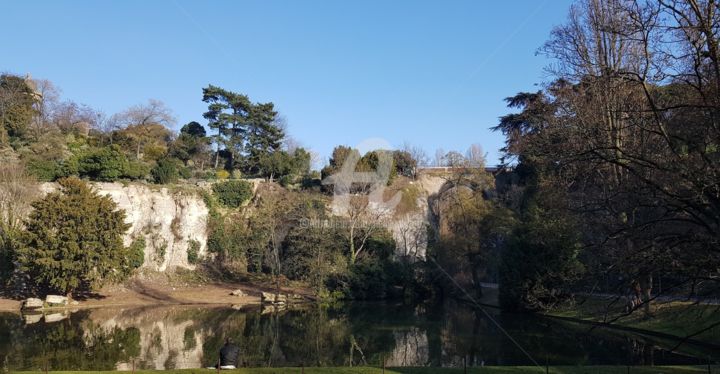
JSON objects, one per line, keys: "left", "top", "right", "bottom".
{"left": 44, "top": 312, "right": 68, "bottom": 323}
{"left": 230, "top": 289, "right": 245, "bottom": 296}
{"left": 22, "top": 298, "right": 43, "bottom": 310}
{"left": 45, "top": 295, "right": 68, "bottom": 306}
{"left": 261, "top": 292, "right": 287, "bottom": 304}
{"left": 23, "top": 313, "right": 43, "bottom": 324}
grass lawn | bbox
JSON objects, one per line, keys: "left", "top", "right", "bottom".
{"left": 9, "top": 367, "right": 714, "bottom": 374}
{"left": 547, "top": 297, "right": 720, "bottom": 345}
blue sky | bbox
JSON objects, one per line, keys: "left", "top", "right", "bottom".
{"left": 1, "top": 0, "right": 572, "bottom": 167}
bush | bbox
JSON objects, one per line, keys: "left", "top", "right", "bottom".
{"left": 348, "top": 259, "right": 388, "bottom": 299}
{"left": 179, "top": 166, "right": 193, "bottom": 179}
{"left": 26, "top": 159, "right": 66, "bottom": 182}
{"left": 16, "top": 177, "right": 133, "bottom": 295}
{"left": 279, "top": 174, "right": 293, "bottom": 187}
{"left": 124, "top": 160, "right": 151, "bottom": 180}
{"left": 194, "top": 170, "right": 216, "bottom": 180}
{"left": 72, "top": 146, "right": 129, "bottom": 181}
{"left": 151, "top": 158, "right": 180, "bottom": 184}
{"left": 499, "top": 205, "right": 584, "bottom": 311}
{"left": 216, "top": 169, "right": 230, "bottom": 180}
{"left": 128, "top": 237, "right": 146, "bottom": 269}
{"left": 212, "top": 180, "right": 253, "bottom": 208}
{"left": 187, "top": 240, "right": 200, "bottom": 264}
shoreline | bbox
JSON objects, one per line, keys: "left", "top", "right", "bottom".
{"left": 4, "top": 366, "right": 714, "bottom": 373}
{"left": 0, "top": 279, "right": 306, "bottom": 313}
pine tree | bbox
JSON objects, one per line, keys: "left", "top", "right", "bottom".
{"left": 17, "top": 177, "right": 134, "bottom": 297}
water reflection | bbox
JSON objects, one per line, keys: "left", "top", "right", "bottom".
{"left": 0, "top": 301, "right": 716, "bottom": 371}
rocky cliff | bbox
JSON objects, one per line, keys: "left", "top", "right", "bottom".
{"left": 42, "top": 182, "right": 209, "bottom": 272}
{"left": 39, "top": 176, "right": 455, "bottom": 271}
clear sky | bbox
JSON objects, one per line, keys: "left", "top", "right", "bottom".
{"left": 1, "top": 0, "right": 573, "bottom": 167}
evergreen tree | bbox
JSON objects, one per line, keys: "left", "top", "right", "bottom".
{"left": 17, "top": 177, "right": 133, "bottom": 296}
{"left": 202, "top": 85, "right": 251, "bottom": 169}
{"left": 245, "top": 103, "right": 283, "bottom": 176}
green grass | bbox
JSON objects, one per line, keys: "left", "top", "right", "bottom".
{"left": 548, "top": 297, "right": 720, "bottom": 345}
{"left": 8, "top": 367, "right": 713, "bottom": 374}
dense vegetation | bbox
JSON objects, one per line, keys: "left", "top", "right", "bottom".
{"left": 1, "top": 2, "right": 718, "bottom": 347}
{"left": 486, "top": 0, "right": 720, "bottom": 320}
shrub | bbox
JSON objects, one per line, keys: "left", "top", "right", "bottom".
{"left": 16, "top": 177, "right": 133, "bottom": 295}
{"left": 187, "top": 240, "right": 200, "bottom": 264}
{"left": 216, "top": 169, "right": 230, "bottom": 180}
{"left": 499, "top": 205, "right": 584, "bottom": 311}
{"left": 128, "top": 237, "right": 146, "bottom": 269}
{"left": 73, "top": 146, "right": 129, "bottom": 181}
{"left": 26, "top": 159, "right": 65, "bottom": 181}
{"left": 124, "top": 160, "right": 151, "bottom": 180}
{"left": 151, "top": 158, "right": 180, "bottom": 184}
{"left": 279, "top": 174, "right": 293, "bottom": 187}
{"left": 348, "top": 259, "right": 388, "bottom": 299}
{"left": 212, "top": 180, "right": 253, "bottom": 208}
{"left": 179, "top": 166, "right": 192, "bottom": 179}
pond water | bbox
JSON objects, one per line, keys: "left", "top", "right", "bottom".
{"left": 0, "top": 301, "right": 717, "bottom": 370}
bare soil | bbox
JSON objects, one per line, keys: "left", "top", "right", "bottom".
{"left": 0, "top": 277, "right": 312, "bottom": 313}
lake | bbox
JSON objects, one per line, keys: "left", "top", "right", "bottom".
{"left": 0, "top": 301, "right": 717, "bottom": 370}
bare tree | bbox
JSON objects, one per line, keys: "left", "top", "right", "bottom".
{"left": 402, "top": 141, "right": 430, "bottom": 169}
{"left": 465, "top": 144, "right": 487, "bottom": 168}
{"left": 113, "top": 99, "right": 176, "bottom": 159}
{"left": 29, "top": 78, "right": 60, "bottom": 140}
{"left": 434, "top": 148, "right": 445, "bottom": 167}
{"left": 116, "top": 99, "right": 175, "bottom": 128}
{"left": 0, "top": 163, "right": 39, "bottom": 280}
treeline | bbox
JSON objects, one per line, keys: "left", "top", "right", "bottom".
{"left": 0, "top": 76, "right": 312, "bottom": 185}
{"left": 1, "top": 73, "right": 477, "bottom": 301}
{"left": 489, "top": 0, "right": 720, "bottom": 314}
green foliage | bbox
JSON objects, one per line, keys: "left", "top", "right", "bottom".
{"left": 26, "top": 158, "right": 65, "bottom": 181}
{"left": 321, "top": 146, "right": 400, "bottom": 192}
{"left": 0, "top": 239, "right": 14, "bottom": 286}
{"left": 347, "top": 258, "right": 388, "bottom": 299}
{"left": 202, "top": 85, "right": 284, "bottom": 174}
{"left": 187, "top": 239, "right": 200, "bottom": 264}
{"left": 393, "top": 150, "right": 417, "bottom": 177}
{"left": 65, "top": 145, "right": 146, "bottom": 182}
{"left": 499, "top": 204, "right": 584, "bottom": 311}
{"left": 281, "top": 203, "right": 347, "bottom": 293}
{"left": 123, "top": 160, "right": 151, "bottom": 180}
{"left": 127, "top": 237, "right": 146, "bottom": 269}
{"left": 212, "top": 180, "right": 253, "bottom": 208}
{"left": 0, "top": 74, "right": 36, "bottom": 144}
{"left": 151, "top": 157, "right": 180, "bottom": 184}
{"left": 179, "top": 166, "right": 192, "bottom": 179}
{"left": 216, "top": 169, "right": 230, "bottom": 179}
{"left": 16, "top": 177, "right": 133, "bottom": 295}
{"left": 206, "top": 213, "right": 248, "bottom": 272}
{"left": 170, "top": 121, "right": 210, "bottom": 167}
{"left": 155, "top": 242, "right": 167, "bottom": 265}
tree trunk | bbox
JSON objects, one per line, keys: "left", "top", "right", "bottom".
{"left": 214, "top": 143, "right": 220, "bottom": 169}
{"left": 640, "top": 274, "right": 653, "bottom": 317}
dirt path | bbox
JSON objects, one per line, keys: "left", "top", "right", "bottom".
{"left": 0, "top": 279, "right": 312, "bottom": 312}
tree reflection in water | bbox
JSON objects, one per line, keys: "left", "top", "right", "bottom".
{"left": 0, "top": 301, "right": 716, "bottom": 371}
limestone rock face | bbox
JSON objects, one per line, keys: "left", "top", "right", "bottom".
{"left": 97, "top": 183, "right": 209, "bottom": 271}
{"left": 41, "top": 182, "right": 210, "bottom": 272}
